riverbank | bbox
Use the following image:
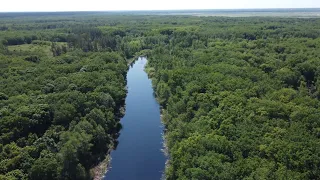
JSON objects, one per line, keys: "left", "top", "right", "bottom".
{"left": 160, "top": 111, "right": 170, "bottom": 180}
{"left": 145, "top": 61, "right": 170, "bottom": 180}
{"left": 92, "top": 149, "right": 112, "bottom": 180}
{"left": 91, "top": 55, "right": 145, "bottom": 180}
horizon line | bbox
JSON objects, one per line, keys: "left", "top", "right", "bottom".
{"left": 1, "top": 7, "right": 320, "bottom": 13}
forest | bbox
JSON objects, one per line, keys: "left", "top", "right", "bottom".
{"left": 146, "top": 17, "right": 320, "bottom": 179}
{"left": 0, "top": 12, "right": 320, "bottom": 179}
{"left": 0, "top": 13, "right": 133, "bottom": 180}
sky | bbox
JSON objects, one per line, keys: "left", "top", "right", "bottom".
{"left": 0, "top": 0, "right": 319, "bottom": 12}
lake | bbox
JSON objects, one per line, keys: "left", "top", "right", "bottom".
{"left": 104, "top": 57, "right": 166, "bottom": 180}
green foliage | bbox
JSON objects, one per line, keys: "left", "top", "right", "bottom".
{"left": 1, "top": 12, "right": 320, "bottom": 180}
{"left": 0, "top": 14, "right": 129, "bottom": 179}
{"left": 146, "top": 16, "right": 320, "bottom": 180}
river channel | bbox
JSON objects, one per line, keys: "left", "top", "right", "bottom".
{"left": 104, "top": 57, "right": 166, "bottom": 180}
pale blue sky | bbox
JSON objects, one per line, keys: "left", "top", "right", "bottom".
{"left": 0, "top": 0, "right": 319, "bottom": 12}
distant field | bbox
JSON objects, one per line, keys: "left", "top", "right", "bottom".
{"left": 1, "top": 8, "right": 319, "bottom": 18}
{"left": 7, "top": 42, "right": 67, "bottom": 57}
{"left": 192, "top": 12, "right": 320, "bottom": 17}
{"left": 8, "top": 44, "right": 52, "bottom": 56}
{"left": 154, "top": 8, "right": 320, "bottom": 17}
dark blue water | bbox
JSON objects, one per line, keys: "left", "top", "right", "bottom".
{"left": 104, "top": 57, "right": 165, "bottom": 180}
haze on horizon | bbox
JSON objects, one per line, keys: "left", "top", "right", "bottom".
{"left": 0, "top": 0, "right": 319, "bottom": 12}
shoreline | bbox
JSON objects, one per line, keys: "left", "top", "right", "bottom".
{"left": 91, "top": 55, "right": 139, "bottom": 180}
{"left": 92, "top": 149, "right": 112, "bottom": 180}
{"left": 92, "top": 105, "right": 126, "bottom": 179}
{"left": 145, "top": 60, "right": 170, "bottom": 180}
{"left": 160, "top": 112, "right": 170, "bottom": 180}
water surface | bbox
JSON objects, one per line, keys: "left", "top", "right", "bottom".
{"left": 104, "top": 57, "right": 165, "bottom": 180}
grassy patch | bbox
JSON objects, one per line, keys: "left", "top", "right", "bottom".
{"left": 8, "top": 42, "right": 67, "bottom": 57}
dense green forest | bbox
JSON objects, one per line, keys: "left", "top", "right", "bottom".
{"left": 0, "top": 13, "right": 137, "bottom": 180}
{"left": 146, "top": 17, "right": 320, "bottom": 179}
{"left": 1, "top": 12, "right": 320, "bottom": 179}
